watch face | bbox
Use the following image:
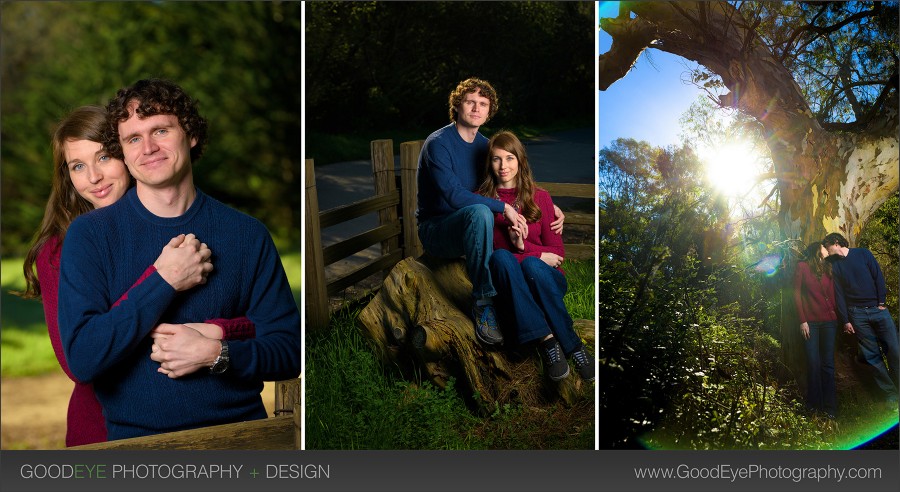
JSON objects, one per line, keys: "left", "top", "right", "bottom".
{"left": 211, "top": 359, "right": 228, "bottom": 374}
{"left": 211, "top": 342, "right": 229, "bottom": 374}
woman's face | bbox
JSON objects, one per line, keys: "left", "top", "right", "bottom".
{"left": 818, "top": 245, "right": 829, "bottom": 260}
{"left": 491, "top": 147, "right": 519, "bottom": 189}
{"left": 64, "top": 139, "right": 130, "bottom": 209}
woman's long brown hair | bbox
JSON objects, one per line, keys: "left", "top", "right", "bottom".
{"left": 477, "top": 130, "right": 542, "bottom": 223}
{"left": 802, "top": 241, "right": 832, "bottom": 279}
{"left": 20, "top": 106, "right": 109, "bottom": 299}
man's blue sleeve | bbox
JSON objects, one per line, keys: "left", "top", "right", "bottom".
{"left": 423, "top": 140, "right": 504, "bottom": 213}
{"left": 226, "top": 222, "right": 302, "bottom": 381}
{"left": 57, "top": 217, "right": 176, "bottom": 383}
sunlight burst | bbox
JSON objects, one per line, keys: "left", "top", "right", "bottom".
{"left": 699, "top": 140, "right": 763, "bottom": 197}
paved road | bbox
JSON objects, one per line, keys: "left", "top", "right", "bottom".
{"left": 309, "top": 128, "right": 594, "bottom": 278}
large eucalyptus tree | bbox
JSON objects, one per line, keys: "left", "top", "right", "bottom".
{"left": 600, "top": 1, "right": 898, "bottom": 245}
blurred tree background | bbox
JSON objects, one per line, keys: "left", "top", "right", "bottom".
{"left": 1, "top": 1, "right": 301, "bottom": 255}
{"left": 305, "top": 1, "right": 594, "bottom": 164}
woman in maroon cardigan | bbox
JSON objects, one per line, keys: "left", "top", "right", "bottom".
{"left": 793, "top": 241, "right": 839, "bottom": 419}
{"left": 477, "top": 131, "right": 594, "bottom": 383}
{"left": 20, "top": 106, "right": 255, "bottom": 446}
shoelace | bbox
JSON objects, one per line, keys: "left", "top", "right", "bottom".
{"left": 545, "top": 343, "right": 563, "bottom": 364}
{"left": 572, "top": 349, "right": 590, "bottom": 367}
{"left": 478, "top": 305, "right": 497, "bottom": 327}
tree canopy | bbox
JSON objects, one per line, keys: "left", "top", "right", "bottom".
{"left": 1, "top": 1, "right": 301, "bottom": 255}
{"left": 306, "top": 1, "right": 594, "bottom": 134}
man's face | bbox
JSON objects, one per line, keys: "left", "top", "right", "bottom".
{"left": 455, "top": 90, "right": 491, "bottom": 130}
{"left": 118, "top": 100, "right": 196, "bottom": 189}
{"left": 824, "top": 243, "right": 844, "bottom": 257}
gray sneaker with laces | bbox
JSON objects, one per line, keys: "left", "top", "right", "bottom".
{"left": 571, "top": 347, "right": 595, "bottom": 382}
{"left": 540, "top": 338, "right": 570, "bottom": 381}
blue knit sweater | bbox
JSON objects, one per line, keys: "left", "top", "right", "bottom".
{"left": 58, "top": 188, "right": 301, "bottom": 440}
{"left": 416, "top": 123, "right": 504, "bottom": 220}
{"left": 830, "top": 248, "right": 887, "bottom": 324}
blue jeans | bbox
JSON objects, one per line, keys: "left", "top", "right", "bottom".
{"left": 804, "top": 321, "right": 838, "bottom": 415}
{"left": 418, "top": 205, "right": 496, "bottom": 299}
{"left": 489, "top": 249, "right": 580, "bottom": 354}
{"left": 849, "top": 306, "right": 900, "bottom": 400}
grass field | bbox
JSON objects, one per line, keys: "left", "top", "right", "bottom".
{"left": 1, "top": 252, "right": 301, "bottom": 378}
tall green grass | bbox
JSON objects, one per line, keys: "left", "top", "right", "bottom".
{"left": 562, "top": 258, "right": 595, "bottom": 321}
{"left": 1, "top": 252, "right": 301, "bottom": 378}
{"left": 305, "top": 259, "right": 596, "bottom": 450}
{"left": 305, "top": 304, "right": 482, "bottom": 449}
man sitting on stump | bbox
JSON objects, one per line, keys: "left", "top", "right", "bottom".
{"left": 415, "top": 77, "right": 563, "bottom": 346}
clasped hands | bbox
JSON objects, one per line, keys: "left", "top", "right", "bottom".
{"left": 149, "top": 233, "right": 219, "bottom": 378}
{"left": 153, "top": 233, "right": 214, "bottom": 292}
{"left": 150, "top": 323, "right": 223, "bottom": 379}
{"left": 505, "top": 206, "right": 564, "bottom": 268}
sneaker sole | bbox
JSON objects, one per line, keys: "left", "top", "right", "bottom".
{"left": 549, "top": 366, "right": 570, "bottom": 381}
{"left": 474, "top": 329, "right": 503, "bottom": 346}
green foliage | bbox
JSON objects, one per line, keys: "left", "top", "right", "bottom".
{"left": 598, "top": 138, "right": 828, "bottom": 449}
{"left": 305, "top": 1, "right": 594, "bottom": 137}
{"left": 562, "top": 259, "right": 594, "bottom": 321}
{"left": 0, "top": 292, "right": 60, "bottom": 377}
{"left": 858, "top": 193, "right": 899, "bottom": 315}
{"left": 646, "top": 319, "right": 829, "bottom": 450}
{"left": 1, "top": 257, "right": 58, "bottom": 377}
{"left": 748, "top": 1, "right": 898, "bottom": 126}
{"left": 1, "top": 2, "right": 301, "bottom": 255}
{"left": 660, "top": 2, "right": 897, "bottom": 128}
{"left": 306, "top": 263, "right": 596, "bottom": 450}
{"left": 305, "top": 305, "right": 481, "bottom": 450}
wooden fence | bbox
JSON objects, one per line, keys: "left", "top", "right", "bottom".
{"left": 305, "top": 139, "right": 595, "bottom": 332}
{"left": 69, "top": 378, "right": 301, "bottom": 450}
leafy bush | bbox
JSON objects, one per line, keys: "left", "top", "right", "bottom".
{"left": 597, "top": 138, "right": 834, "bottom": 449}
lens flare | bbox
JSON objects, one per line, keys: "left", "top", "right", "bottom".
{"left": 755, "top": 254, "right": 781, "bottom": 277}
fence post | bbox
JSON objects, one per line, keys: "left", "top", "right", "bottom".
{"left": 400, "top": 140, "right": 424, "bottom": 259}
{"left": 274, "top": 377, "right": 302, "bottom": 449}
{"left": 304, "top": 159, "right": 330, "bottom": 331}
{"left": 371, "top": 139, "right": 398, "bottom": 277}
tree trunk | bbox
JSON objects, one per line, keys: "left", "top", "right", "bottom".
{"left": 357, "top": 256, "right": 593, "bottom": 411}
{"left": 600, "top": 0, "right": 899, "bottom": 377}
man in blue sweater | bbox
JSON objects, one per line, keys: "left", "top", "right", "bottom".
{"left": 58, "top": 79, "right": 302, "bottom": 440}
{"left": 823, "top": 232, "right": 899, "bottom": 404}
{"left": 417, "top": 78, "right": 563, "bottom": 346}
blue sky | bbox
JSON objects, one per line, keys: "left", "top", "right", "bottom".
{"left": 597, "top": 1, "right": 707, "bottom": 150}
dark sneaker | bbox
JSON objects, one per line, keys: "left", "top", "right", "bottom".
{"left": 540, "top": 338, "right": 569, "bottom": 381}
{"left": 571, "top": 347, "right": 595, "bottom": 382}
{"left": 472, "top": 302, "right": 503, "bottom": 345}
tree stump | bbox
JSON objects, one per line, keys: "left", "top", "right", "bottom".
{"left": 357, "top": 256, "right": 594, "bottom": 412}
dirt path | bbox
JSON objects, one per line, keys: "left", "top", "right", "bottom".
{"left": 1, "top": 370, "right": 275, "bottom": 449}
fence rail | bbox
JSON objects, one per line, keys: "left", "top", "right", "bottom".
{"left": 69, "top": 378, "right": 301, "bottom": 450}
{"left": 305, "top": 139, "right": 595, "bottom": 332}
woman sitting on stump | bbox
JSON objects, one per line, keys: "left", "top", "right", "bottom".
{"left": 477, "top": 130, "right": 594, "bottom": 382}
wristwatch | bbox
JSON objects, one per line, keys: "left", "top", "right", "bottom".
{"left": 210, "top": 340, "right": 230, "bottom": 374}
